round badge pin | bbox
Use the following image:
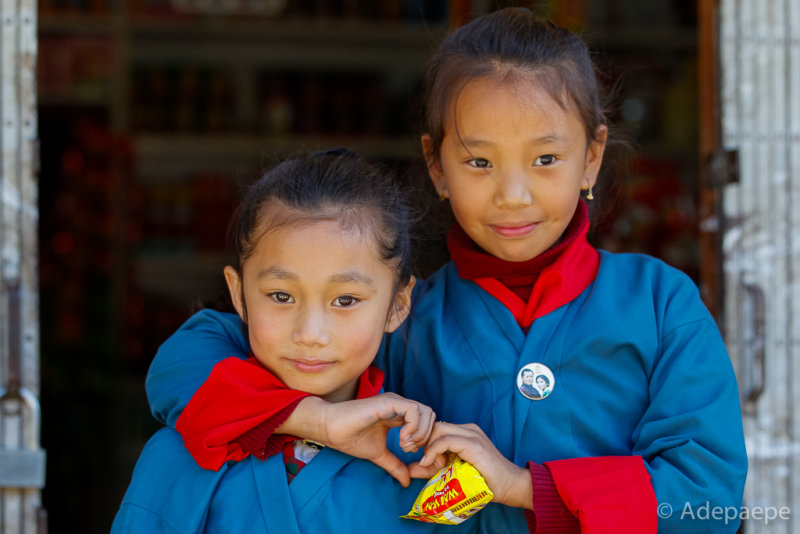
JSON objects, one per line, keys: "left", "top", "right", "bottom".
{"left": 517, "top": 363, "right": 555, "bottom": 400}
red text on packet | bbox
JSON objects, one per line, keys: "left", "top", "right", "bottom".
{"left": 421, "top": 479, "right": 466, "bottom": 515}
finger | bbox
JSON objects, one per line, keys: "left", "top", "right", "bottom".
{"left": 370, "top": 450, "right": 412, "bottom": 488}
{"left": 408, "top": 456, "right": 447, "bottom": 480}
{"left": 423, "top": 422, "right": 471, "bottom": 444}
{"left": 409, "top": 462, "right": 439, "bottom": 480}
{"left": 373, "top": 396, "right": 419, "bottom": 428}
{"left": 421, "top": 410, "right": 436, "bottom": 443}
{"left": 418, "top": 434, "right": 479, "bottom": 466}
{"left": 399, "top": 407, "right": 436, "bottom": 452}
{"left": 382, "top": 413, "right": 407, "bottom": 428}
{"left": 384, "top": 398, "right": 423, "bottom": 443}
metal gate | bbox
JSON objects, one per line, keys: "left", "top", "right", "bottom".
{"left": 0, "top": 1, "right": 45, "bottom": 533}
{"left": 718, "top": 0, "right": 799, "bottom": 531}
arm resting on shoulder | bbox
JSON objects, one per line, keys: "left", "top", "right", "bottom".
{"left": 146, "top": 309, "right": 250, "bottom": 428}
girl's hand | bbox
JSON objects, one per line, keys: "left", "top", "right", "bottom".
{"left": 308, "top": 393, "right": 436, "bottom": 487}
{"left": 408, "top": 422, "right": 533, "bottom": 510}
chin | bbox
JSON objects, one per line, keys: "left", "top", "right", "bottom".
{"left": 493, "top": 248, "right": 541, "bottom": 263}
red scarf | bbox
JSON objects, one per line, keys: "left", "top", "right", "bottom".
{"left": 447, "top": 201, "right": 599, "bottom": 327}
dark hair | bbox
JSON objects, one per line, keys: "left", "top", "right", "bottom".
{"left": 230, "top": 149, "right": 413, "bottom": 292}
{"left": 423, "top": 8, "right": 605, "bottom": 158}
{"left": 421, "top": 8, "right": 627, "bottom": 224}
{"left": 536, "top": 374, "right": 550, "bottom": 386}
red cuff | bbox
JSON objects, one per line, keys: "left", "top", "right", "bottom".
{"left": 234, "top": 367, "right": 385, "bottom": 459}
{"left": 235, "top": 398, "right": 305, "bottom": 458}
{"left": 175, "top": 359, "right": 385, "bottom": 471}
{"left": 545, "top": 456, "right": 657, "bottom": 533}
{"left": 524, "top": 462, "right": 580, "bottom": 534}
{"left": 175, "top": 357, "right": 311, "bottom": 470}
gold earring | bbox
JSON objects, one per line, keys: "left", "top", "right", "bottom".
{"left": 585, "top": 179, "right": 594, "bottom": 201}
{"left": 439, "top": 190, "right": 447, "bottom": 202}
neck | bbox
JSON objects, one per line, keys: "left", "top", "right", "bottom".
{"left": 320, "top": 380, "right": 359, "bottom": 403}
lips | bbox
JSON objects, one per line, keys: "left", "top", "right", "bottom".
{"left": 491, "top": 222, "right": 537, "bottom": 238}
{"left": 289, "top": 358, "right": 335, "bottom": 373}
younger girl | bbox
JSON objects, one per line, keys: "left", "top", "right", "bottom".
{"left": 146, "top": 9, "right": 747, "bottom": 533}
{"left": 112, "top": 150, "right": 450, "bottom": 533}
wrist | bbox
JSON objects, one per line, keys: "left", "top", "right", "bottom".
{"left": 501, "top": 464, "right": 534, "bottom": 510}
{"left": 275, "top": 395, "right": 327, "bottom": 442}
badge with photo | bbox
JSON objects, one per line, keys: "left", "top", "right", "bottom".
{"left": 516, "top": 363, "right": 555, "bottom": 400}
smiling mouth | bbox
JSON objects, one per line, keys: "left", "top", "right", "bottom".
{"left": 289, "top": 359, "right": 335, "bottom": 373}
{"left": 491, "top": 223, "right": 537, "bottom": 238}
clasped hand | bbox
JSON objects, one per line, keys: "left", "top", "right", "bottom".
{"left": 313, "top": 394, "right": 532, "bottom": 509}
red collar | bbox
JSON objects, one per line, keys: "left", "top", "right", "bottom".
{"left": 447, "top": 201, "right": 599, "bottom": 327}
{"left": 355, "top": 366, "right": 384, "bottom": 398}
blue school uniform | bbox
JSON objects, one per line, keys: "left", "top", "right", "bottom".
{"left": 146, "top": 252, "right": 747, "bottom": 533}
{"left": 111, "top": 426, "right": 506, "bottom": 533}
{"left": 377, "top": 252, "right": 747, "bottom": 532}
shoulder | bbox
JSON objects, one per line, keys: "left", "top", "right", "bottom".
{"left": 596, "top": 251, "right": 712, "bottom": 327}
{"left": 598, "top": 250, "right": 690, "bottom": 279}
{"left": 405, "top": 262, "right": 478, "bottom": 330}
{"left": 151, "top": 309, "right": 248, "bottom": 368}
{"left": 126, "top": 428, "right": 209, "bottom": 487}
{"left": 597, "top": 251, "right": 700, "bottom": 296}
{"left": 409, "top": 262, "right": 459, "bottom": 306}
{"left": 116, "top": 428, "right": 230, "bottom": 532}
{"left": 173, "top": 309, "right": 246, "bottom": 341}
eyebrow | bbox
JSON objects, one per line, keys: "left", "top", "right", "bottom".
{"left": 256, "top": 266, "right": 374, "bottom": 285}
{"left": 459, "top": 133, "right": 566, "bottom": 148}
{"left": 329, "top": 270, "right": 374, "bottom": 285}
{"left": 257, "top": 266, "right": 297, "bottom": 281}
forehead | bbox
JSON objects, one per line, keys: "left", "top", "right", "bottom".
{"left": 250, "top": 216, "right": 384, "bottom": 272}
{"left": 448, "top": 75, "right": 584, "bottom": 138}
{"left": 257, "top": 201, "right": 379, "bottom": 240}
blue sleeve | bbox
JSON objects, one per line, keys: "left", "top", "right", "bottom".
{"left": 110, "top": 504, "right": 183, "bottom": 534}
{"left": 145, "top": 309, "right": 249, "bottom": 427}
{"left": 634, "top": 271, "right": 748, "bottom": 532}
{"left": 111, "top": 428, "right": 227, "bottom": 533}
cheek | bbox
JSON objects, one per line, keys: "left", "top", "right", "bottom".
{"left": 340, "top": 316, "right": 386, "bottom": 360}
{"left": 448, "top": 192, "right": 484, "bottom": 226}
{"left": 244, "top": 311, "right": 283, "bottom": 354}
{"left": 356, "top": 320, "right": 384, "bottom": 348}
{"left": 538, "top": 179, "right": 581, "bottom": 213}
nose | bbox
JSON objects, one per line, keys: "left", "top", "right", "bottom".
{"left": 494, "top": 168, "right": 533, "bottom": 209}
{"left": 291, "top": 304, "right": 331, "bottom": 347}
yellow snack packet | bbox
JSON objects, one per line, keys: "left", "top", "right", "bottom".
{"left": 401, "top": 456, "right": 494, "bottom": 525}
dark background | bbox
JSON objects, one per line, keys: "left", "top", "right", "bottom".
{"left": 37, "top": 1, "right": 698, "bottom": 531}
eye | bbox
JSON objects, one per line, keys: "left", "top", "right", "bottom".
{"left": 333, "top": 295, "right": 360, "bottom": 308}
{"left": 268, "top": 291, "right": 294, "bottom": 304}
{"left": 467, "top": 157, "right": 491, "bottom": 169}
{"left": 533, "top": 155, "right": 557, "bottom": 166}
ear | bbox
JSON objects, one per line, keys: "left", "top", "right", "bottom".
{"left": 384, "top": 276, "right": 416, "bottom": 333}
{"left": 224, "top": 265, "right": 247, "bottom": 323}
{"left": 421, "top": 134, "right": 447, "bottom": 198}
{"left": 583, "top": 125, "right": 608, "bottom": 190}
